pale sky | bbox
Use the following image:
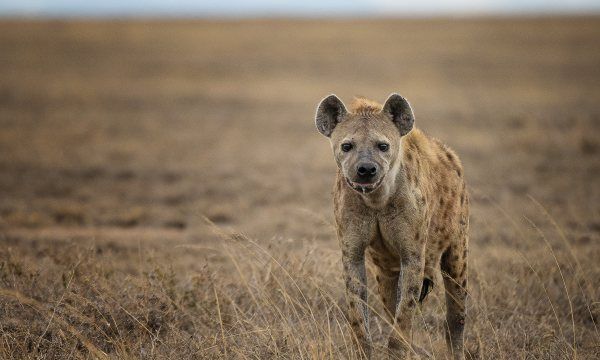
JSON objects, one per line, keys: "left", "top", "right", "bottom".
{"left": 1, "top": 0, "right": 599, "bottom": 17}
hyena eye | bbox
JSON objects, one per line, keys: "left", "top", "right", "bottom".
{"left": 341, "top": 143, "right": 353, "bottom": 152}
{"left": 378, "top": 143, "right": 390, "bottom": 152}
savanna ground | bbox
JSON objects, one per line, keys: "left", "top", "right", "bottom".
{"left": 0, "top": 17, "right": 599, "bottom": 359}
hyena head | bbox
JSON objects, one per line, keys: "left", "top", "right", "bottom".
{"left": 315, "top": 94, "right": 415, "bottom": 194}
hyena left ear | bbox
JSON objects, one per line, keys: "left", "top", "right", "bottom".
{"left": 315, "top": 94, "right": 347, "bottom": 137}
{"left": 382, "top": 93, "right": 415, "bottom": 136}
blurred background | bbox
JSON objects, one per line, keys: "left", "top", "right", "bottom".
{"left": 2, "top": 0, "right": 600, "bottom": 17}
{"left": 0, "top": 1, "right": 599, "bottom": 359}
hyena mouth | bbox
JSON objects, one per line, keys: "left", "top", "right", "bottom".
{"left": 345, "top": 176, "right": 384, "bottom": 194}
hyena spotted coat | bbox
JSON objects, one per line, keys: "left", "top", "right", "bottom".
{"left": 315, "top": 94, "right": 469, "bottom": 359}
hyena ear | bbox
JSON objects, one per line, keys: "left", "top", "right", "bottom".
{"left": 315, "top": 94, "right": 347, "bottom": 137}
{"left": 382, "top": 93, "right": 415, "bottom": 136}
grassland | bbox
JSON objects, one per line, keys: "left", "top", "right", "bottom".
{"left": 0, "top": 17, "right": 599, "bottom": 359}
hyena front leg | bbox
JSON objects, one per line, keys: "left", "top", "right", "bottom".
{"left": 342, "top": 245, "right": 372, "bottom": 358}
{"left": 441, "top": 242, "right": 467, "bottom": 360}
{"left": 388, "top": 248, "right": 425, "bottom": 359}
{"left": 374, "top": 265, "right": 400, "bottom": 320}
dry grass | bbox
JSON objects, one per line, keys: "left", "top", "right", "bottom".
{"left": 0, "top": 17, "right": 599, "bottom": 359}
{"left": 1, "top": 212, "right": 598, "bottom": 359}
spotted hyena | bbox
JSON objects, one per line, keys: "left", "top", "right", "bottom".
{"left": 315, "top": 94, "right": 469, "bottom": 359}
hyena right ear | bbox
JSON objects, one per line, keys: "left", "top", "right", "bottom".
{"left": 315, "top": 94, "right": 347, "bottom": 137}
{"left": 382, "top": 93, "right": 415, "bottom": 136}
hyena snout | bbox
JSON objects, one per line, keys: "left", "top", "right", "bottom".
{"left": 356, "top": 162, "right": 379, "bottom": 183}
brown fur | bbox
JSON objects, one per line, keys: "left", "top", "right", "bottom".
{"left": 350, "top": 97, "right": 382, "bottom": 115}
{"left": 316, "top": 94, "right": 469, "bottom": 359}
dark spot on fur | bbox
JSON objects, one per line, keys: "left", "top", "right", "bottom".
{"left": 456, "top": 168, "right": 462, "bottom": 177}
{"left": 409, "top": 250, "right": 420, "bottom": 259}
{"left": 461, "top": 279, "right": 467, "bottom": 288}
{"left": 376, "top": 275, "right": 380, "bottom": 283}
{"left": 440, "top": 198, "right": 445, "bottom": 206}
{"left": 408, "top": 285, "right": 420, "bottom": 296}
{"left": 443, "top": 209, "right": 450, "bottom": 220}
{"left": 406, "top": 153, "right": 413, "bottom": 161}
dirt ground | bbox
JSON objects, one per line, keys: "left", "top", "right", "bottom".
{"left": 0, "top": 17, "right": 599, "bottom": 359}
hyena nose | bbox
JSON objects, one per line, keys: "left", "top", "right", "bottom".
{"left": 357, "top": 162, "right": 378, "bottom": 181}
